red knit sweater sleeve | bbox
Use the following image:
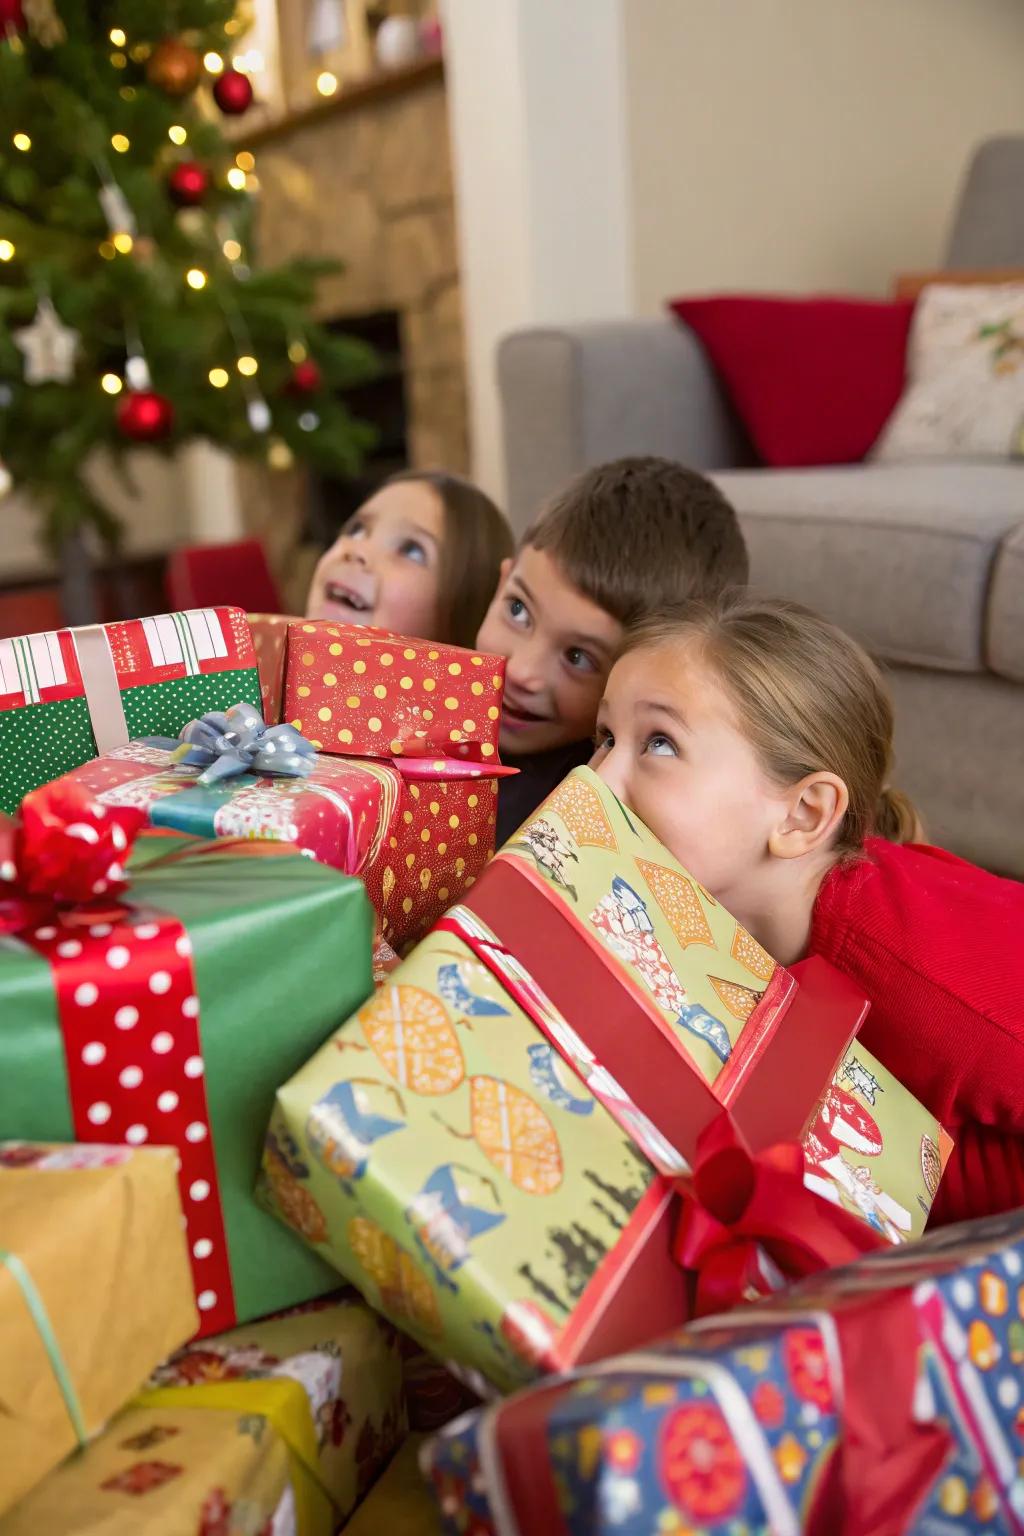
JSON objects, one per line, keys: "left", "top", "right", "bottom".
{"left": 809, "top": 840, "right": 1024, "bottom": 1226}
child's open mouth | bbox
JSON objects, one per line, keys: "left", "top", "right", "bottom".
{"left": 324, "top": 580, "right": 374, "bottom": 617}
{"left": 502, "top": 699, "right": 549, "bottom": 731}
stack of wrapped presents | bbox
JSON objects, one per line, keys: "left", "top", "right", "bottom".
{"left": 0, "top": 603, "right": 1016, "bottom": 1534}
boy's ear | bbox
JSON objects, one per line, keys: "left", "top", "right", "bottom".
{"left": 497, "top": 557, "right": 512, "bottom": 587}
{"left": 768, "top": 773, "right": 848, "bottom": 861}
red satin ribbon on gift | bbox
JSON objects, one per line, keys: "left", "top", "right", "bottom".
{"left": 665, "top": 1115, "right": 953, "bottom": 1536}
{"left": 0, "top": 781, "right": 241, "bottom": 1337}
{"left": 674, "top": 1112, "right": 890, "bottom": 1317}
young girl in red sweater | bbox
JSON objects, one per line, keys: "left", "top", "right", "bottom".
{"left": 592, "top": 594, "right": 1024, "bottom": 1227}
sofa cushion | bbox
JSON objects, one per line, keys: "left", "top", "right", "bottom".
{"left": 713, "top": 463, "right": 1024, "bottom": 673}
{"left": 988, "top": 522, "right": 1024, "bottom": 683}
{"left": 669, "top": 295, "right": 913, "bottom": 467}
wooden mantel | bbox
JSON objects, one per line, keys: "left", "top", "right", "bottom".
{"left": 244, "top": 57, "right": 444, "bottom": 148}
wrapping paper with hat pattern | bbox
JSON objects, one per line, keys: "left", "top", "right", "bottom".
{"left": 262, "top": 771, "right": 944, "bottom": 1392}
{"left": 263, "top": 918, "right": 661, "bottom": 1395}
{"left": 0, "top": 1292, "right": 407, "bottom": 1536}
{"left": 423, "top": 1208, "right": 1024, "bottom": 1536}
{"left": 0, "top": 607, "right": 261, "bottom": 814}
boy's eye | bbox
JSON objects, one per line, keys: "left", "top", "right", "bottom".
{"left": 593, "top": 728, "right": 613, "bottom": 754}
{"left": 399, "top": 538, "right": 428, "bottom": 565}
{"left": 643, "top": 732, "right": 677, "bottom": 757}
{"left": 345, "top": 518, "right": 366, "bottom": 540}
{"left": 565, "top": 647, "right": 596, "bottom": 673}
{"left": 506, "top": 596, "right": 529, "bottom": 625}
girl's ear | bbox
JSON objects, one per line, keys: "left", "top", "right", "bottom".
{"left": 497, "top": 557, "right": 512, "bottom": 588}
{"left": 768, "top": 773, "right": 848, "bottom": 861}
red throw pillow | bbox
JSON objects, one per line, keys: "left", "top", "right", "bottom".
{"left": 668, "top": 294, "right": 915, "bottom": 467}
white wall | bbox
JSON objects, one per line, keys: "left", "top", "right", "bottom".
{"left": 625, "top": 0, "right": 1024, "bottom": 309}
{"left": 442, "top": 0, "right": 633, "bottom": 500}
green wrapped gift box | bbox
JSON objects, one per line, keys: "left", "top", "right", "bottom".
{"left": 0, "top": 606, "right": 262, "bottom": 814}
{"left": 0, "top": 827, "right": 375, "bottom": 1337}
{"left": 262, "top": 769, "right": 950, "bottom": 1390}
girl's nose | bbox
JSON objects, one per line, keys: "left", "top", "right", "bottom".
{"left": 593, "top": 744, "right": 626, "bottom": 798}
{"left": 338, "top": 538, "right": 368, "bottom": 568}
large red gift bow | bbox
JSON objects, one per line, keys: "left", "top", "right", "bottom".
{"left": 674, "top": 1113, "right": 889, "bottom": 1317}
{"left": 438, "top": 906, "right": 881, "bottom": 1310}
{"left": 0, "top": 781, "right": 281, "bottom": 1339}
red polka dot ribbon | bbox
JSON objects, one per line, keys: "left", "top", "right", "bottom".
{"left": 2, "top": 781, "right": 235, "bottom": 1337}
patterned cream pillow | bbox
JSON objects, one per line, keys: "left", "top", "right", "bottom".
{"left": 873, "top": 282, "right": 1024, "bottom": 460}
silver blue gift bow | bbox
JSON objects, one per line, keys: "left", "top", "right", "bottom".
{"left": 173, "top": 701, "right": 317, "bottom": 785}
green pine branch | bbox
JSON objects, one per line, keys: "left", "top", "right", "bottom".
{"left": 0, "top": 0, "right": 378, "bottom": 553}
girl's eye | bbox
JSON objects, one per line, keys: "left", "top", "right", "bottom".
{"left": 643, "top": 733, "right": 677, "bottom": 757}
{"left": 565, "top": 647, "right": 596, "bottom": 673}
{"left": 593, "top": 728, "right": 613, "bottom": 753}
{"left": 506, "top": 596, "right": 529, "bottom": 625}
{"left": 345, "top": 519, "right": 366, "bottom": 540}
{"left": 399, "top": 538, "right": 428, "bottom": 565}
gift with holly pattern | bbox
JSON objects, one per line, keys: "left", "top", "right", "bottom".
{"left": 262, "top": 767, "right": 948, "bottom": 1393}
{"left": 0, "top": 1291, "right": 407, "bottom": 1536}
{"left": 0, "top": 607, "right": 263, "bottom": 815}
{"left": 59, "top": 696, "right": 515, "bottom": 950}
{"left": 423, "top": 1206, "right": 1024, "bottom": 1536}
{"left": 0, "top": 778, "right": 374, "bottom": 1341}
{"left": 0, "top": 1142, "right": 197, "bottom": 1518}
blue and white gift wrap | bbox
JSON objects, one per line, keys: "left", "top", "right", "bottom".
{"left": 423, "top": 1208, "right": 1024, "bottom": 1536}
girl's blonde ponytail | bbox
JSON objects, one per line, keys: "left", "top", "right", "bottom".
{"left": 874, "top": 786, "right": 924, "bottom": 845}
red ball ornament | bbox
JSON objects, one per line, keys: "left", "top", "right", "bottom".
{"left": 213, "top": 68, "right": 254, "bottom": 116}
{"left": 166, "top": 160, "right": 210, "bottom": 207}
{"left": 286, "top": 358, "right": 322, "bottom": 396}
{"left": 0, "top": 0, "right": 25, "bottom": 33}
{"left": 116, "top": 389, "right": 175, "bottom": 442}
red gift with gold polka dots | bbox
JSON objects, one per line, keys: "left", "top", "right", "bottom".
{"left": 280, "top": 620, "right": 505, "bottom": 764}
{"left": 252, "top": 618, "right": 513, "bottom": 946}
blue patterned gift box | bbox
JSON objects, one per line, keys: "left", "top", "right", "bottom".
{"left": 423, "top": 1209, "right": 1024, "bottom": 1536}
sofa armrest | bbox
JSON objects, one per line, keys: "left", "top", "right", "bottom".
{"left": 497, "top": 317, "right": 752, "bottom": 530}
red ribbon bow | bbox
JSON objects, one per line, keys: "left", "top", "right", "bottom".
{"left": 0, "top": 781, "right": 147, "bottom": 934}
{"left": 674, "top": 1112, "right": 890, "bottom": 1316}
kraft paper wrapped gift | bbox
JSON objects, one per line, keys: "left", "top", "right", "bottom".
{"left": 0, "top": 1142, "right": 197, "bottom": 1518}
{"left": 0, "top": 606, "right": 262, "bottom": 814}
{"left": 0, "top": 1292, "right": 408, "bottom": 1536}
{"left": 0, "top": 780, "right": 374, "bottom": 1341}
{"left": 423, "top": 1208, "right": 1024, "bottom": 1536}
{"left": 263, "top": 769, "right": 947, "bottom": 1391}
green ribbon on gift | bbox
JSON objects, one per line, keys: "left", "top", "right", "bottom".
{"left": 0, "top": 1247, "right": 87, "bottom": 1447}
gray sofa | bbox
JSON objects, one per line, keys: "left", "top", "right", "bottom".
{"left": 497, "top": 137, "right": 1024, "bottom": 877}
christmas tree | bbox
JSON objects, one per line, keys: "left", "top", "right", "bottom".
{"left": 0, "top": 0, "right": 374, "bottom": 590}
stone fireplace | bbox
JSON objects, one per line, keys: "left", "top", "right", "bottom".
{"left": 240, "top": 59, "right": 467, "bottom": 608}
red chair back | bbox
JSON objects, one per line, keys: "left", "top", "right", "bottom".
{"left": 166, "top": 539, "right": 283, "bottom": 614}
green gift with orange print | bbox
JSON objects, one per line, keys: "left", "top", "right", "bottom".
{"left": 263, "top": 769, "right": 948, "bottom": 1390}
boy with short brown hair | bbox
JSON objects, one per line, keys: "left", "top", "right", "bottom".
{"left": 476, "top": 455, "right": 749, "bottom": 842}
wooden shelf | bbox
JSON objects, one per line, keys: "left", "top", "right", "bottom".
{"left": 244, "top": 56, "right": 444, "bottom": 147}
